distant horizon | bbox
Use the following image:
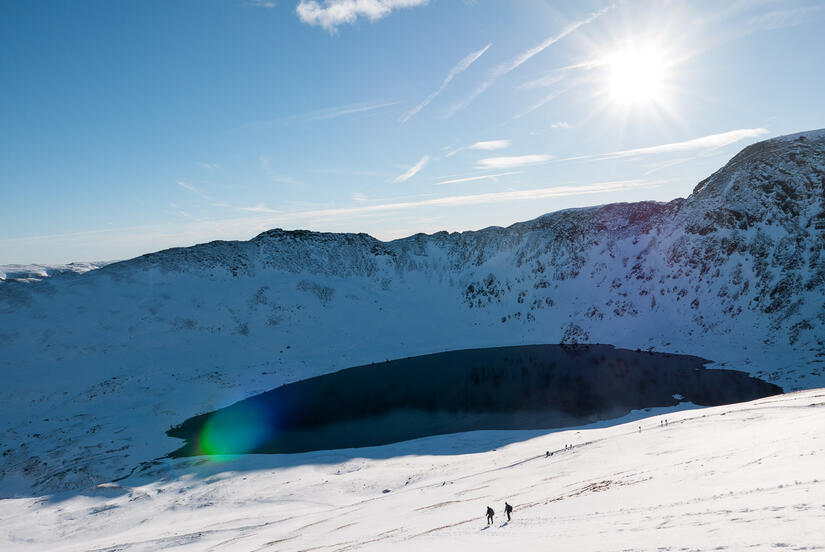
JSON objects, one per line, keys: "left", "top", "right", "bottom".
{"left": 2, "top": 0, "right": 825, "bottom": 264}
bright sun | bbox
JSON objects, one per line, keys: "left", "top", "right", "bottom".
{"left": 605, "top": 46, "right": 669, "bottom": 106}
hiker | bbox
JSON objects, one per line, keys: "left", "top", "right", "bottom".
{"left": 504, "top": 501, "right": 513, "bottom": 521}
{"left": 545, "top": 450, "right": 550, "bottom": 458}
{"left": 486, "top": 506, "right": 494, "bottom": 525}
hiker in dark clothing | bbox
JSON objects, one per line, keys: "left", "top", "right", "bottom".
{"left": 486, "top": 506, "right": 494, "bottom": 525}
{"left": 504, "top": 502, "right": 513, "bottom": 521}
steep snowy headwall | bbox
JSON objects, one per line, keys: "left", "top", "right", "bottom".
{"left": 1, "top": 130, "right": 824, "bottom": 496}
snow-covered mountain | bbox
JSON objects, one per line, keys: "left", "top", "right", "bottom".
{"left": 0, "top": 261, "right": 112, "bottom": 283}
{"left": 1, "top": 130, "right": 824, "bottom": 497}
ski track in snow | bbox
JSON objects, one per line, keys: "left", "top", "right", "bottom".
{"left": 1, "top": 390, "right": 824, "bottom": 551}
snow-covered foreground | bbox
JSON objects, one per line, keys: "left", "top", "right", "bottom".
{"left": 2, "top": 390, "right": 823, "bottom": 551}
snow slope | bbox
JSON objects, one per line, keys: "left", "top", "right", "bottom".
{"left": 1, "top": 129, "right": 824, "bottom": 497}
{"left": 2, "top": 389, "right": 823, "bottom": 551}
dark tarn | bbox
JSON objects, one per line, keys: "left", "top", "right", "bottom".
{"left": 167, "top": 344, "right": 782, "bottom": 456}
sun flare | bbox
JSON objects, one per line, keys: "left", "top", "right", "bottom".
{"left": 606, "top": 46, "right": 668, "bottom": 106}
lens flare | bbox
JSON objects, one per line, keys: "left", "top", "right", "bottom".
{"left": 196, "top": 401, "right": 271, "bottom": 456}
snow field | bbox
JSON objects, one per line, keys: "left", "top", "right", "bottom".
{"left": 2, "top": 389, "right": 823, "bottom": 551}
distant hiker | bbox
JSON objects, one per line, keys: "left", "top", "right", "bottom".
{"left": 545, "top": 450, "right": 550, "bottom": 458}
{"left": 638, "top": 426, "right": 642, "bottom": 433}
{"left": 504, "top": 502, "right": 513, "bottom": 521}
{"left": 486, "top": 506, "right": 495, "bottom": 525}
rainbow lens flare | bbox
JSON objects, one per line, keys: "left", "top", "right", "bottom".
{"left": 195, "top": 401, "right": 271, "bottom": 456}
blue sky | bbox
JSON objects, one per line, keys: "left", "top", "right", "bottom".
{"left": 2, "top": 0, "right": 824, "bottom": 264}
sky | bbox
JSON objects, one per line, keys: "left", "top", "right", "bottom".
{"left": 1, "top": 0, "right": 824, "bottom": 264}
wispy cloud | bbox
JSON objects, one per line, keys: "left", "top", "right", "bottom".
{"left": 551, "top": 121, "right": 571, "bottom": 129}
{"left": 393, "top": 155, "right": 430, "bottom": 183}
{"left": 176, "top": 210, "right": 199, "bottom": 220}
{"left": 435, "top": 171, "right": 521, "bottom": 185}
{"left": 237, "top": 204, "right": 281, "bottom": 213}
{"left": 301, "top": 180, "right": 658, "bottom": 222}
{"left": 314, "top": 167, "right": 393, "bottom": 178}
{"left": 296, "top": 0, "right": 429, "bottom": 33}
{"left": 476, "top": 154, "right": 552, "bottom": 170}
{"left": 177, "top": 181, "right": 214, "bottom": 201}
{"left": 514, "top": 87, "right": 569, "bottom": 119}
{"left": 446, "top": 139, "right": 511, "bottom": 157}
{"left": 246, "top": 0, "right": 277, "bottom": 7}
{"left": 245, "top": 101, "right": 396, "bottom": 130}
{"left": 559, "top": 128, "right": 770, "bottom": 162}
{"left": 689, "top": 3, "right": 825, "bottom": 65}
{"left": 745, "top": 4, "right": 825, "bottom": 33}
{"left": 642, "top": 155, "right": 710, "bottom": 176}
{"left": 241, "top": 179, "right": 657, "bottom": 219}
{"left": 304, "top": 101, "right": 398, "bottom": 122}
{"left": 468, "top": 140, "right": 510, "bottom": 151}
{"left": 519, "top": 73, "right": 565, "bottom": 90}
{"left": 178, "top": 181, "right": 278, "bottom": 214}
{"left": 259, "top": 156, "right": 308, "bottom": 186}
{"left": 400, "top": 43, "right": 492, "bottom": 123}
{"left": 448, "top": 6, "right": 611, "bottom": 116}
